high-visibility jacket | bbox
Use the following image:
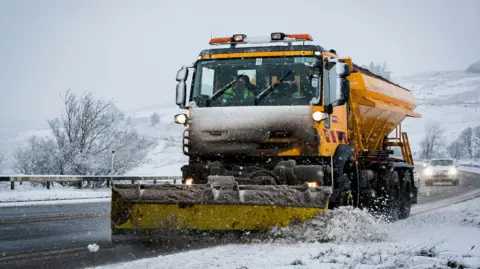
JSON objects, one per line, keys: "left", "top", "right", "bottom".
{"left": 223, "top": 87, "right": 255, "bottom": 99}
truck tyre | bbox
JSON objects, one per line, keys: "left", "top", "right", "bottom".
{"left": 328, "top": 160, "right": 356, "bottom": 209}
{"left": 399, "top": 170, "right": 413, "bottom": 219}
{"left": 384, "top": 170, "right": 401, "bottom": 221}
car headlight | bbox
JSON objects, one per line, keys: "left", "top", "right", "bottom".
{"left": 312, "top": 111, "right": 328, "bottom": 122}
{"left": 448, "top": 167, "right": 457, "bottom": 175}
{"left": 424, "top": 168, "right": 433, "bottom": 176}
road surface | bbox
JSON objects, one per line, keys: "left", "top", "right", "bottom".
{"left": 0, "top": 167, "right": 479, "bottom": 269}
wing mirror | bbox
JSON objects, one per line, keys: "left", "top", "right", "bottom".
{"left": 323, "top": 58, "right": 351, "bottom": 114}
{"left": 175, "top": 66, "right": 190, "bottom": 108}
{"left": 176, "top": 66, "right": 189, "bottom": 82}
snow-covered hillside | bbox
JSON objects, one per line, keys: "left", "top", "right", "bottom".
{"left": 396, "top": 70, "right": 480, "bottom": 156}
{"left": 123, "top": 105, "right": 187, "bottom": 176}
{"left": 466, "top": 60, "right": 480, "bottom": 73}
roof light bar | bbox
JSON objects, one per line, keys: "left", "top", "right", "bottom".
{"left": 209, "top": 33, "right": 313, "bottom": 45}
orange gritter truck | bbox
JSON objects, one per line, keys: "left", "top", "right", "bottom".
{"left": 110, "top": 32, "right": 421, "bottom": 239}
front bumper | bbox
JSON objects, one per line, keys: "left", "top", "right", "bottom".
{"left": 424, "top": 173, "right": 458, "bottom": 182}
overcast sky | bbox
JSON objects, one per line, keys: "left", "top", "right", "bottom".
{"left": 0, "top": 0, "right": 478, "bottom": 128}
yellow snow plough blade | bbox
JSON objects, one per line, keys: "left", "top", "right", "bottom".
{"left": 111, "top": 178, "right": 331, "bottom": 236}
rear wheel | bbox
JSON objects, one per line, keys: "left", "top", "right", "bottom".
{"left": 382, "top": 170, "right": 401, "bottom": 221}
{"left": 399, "top": 170, "right": 413, "bottom": 219}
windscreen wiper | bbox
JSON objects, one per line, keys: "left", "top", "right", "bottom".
{"left": 209, "top": 73, "right": 245, "bottom": 102}
{"left": 254, "top": 71, "right": 293, "bottom": 105}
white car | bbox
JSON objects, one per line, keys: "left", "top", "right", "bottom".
{"left": 423, "top": 158, "right": 459, "bottom": 186}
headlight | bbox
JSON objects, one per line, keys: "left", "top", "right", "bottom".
{"left": 174, "top": 113, "right": 188, "bottom": 124}
{"left": 424, "top": 168, "right": 433, "bottom": 176}
{"left": 448, "top": 167, "right": 457, "bottom": 175}
{"left": 312, "top": 111, "right": 328, "bottom": 122}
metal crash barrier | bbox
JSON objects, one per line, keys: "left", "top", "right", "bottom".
{"left": 0, "top": 175, "right": 183, "bottom": 190}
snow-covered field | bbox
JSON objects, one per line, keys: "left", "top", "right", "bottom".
{"left": 89, "top": 197, "right": 480, "bottom": 269}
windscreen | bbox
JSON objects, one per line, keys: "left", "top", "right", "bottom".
{"left": 190, "top": 57, "right": 321, "bottom": 107}
{"left": 429, "top": 159, "right": 454, "bottom": 166}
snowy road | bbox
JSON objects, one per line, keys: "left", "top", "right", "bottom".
{"left": 0, "top": 168, "right": 480, "bottom": 269}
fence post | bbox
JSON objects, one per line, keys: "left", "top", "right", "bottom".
{"left": 110, "top": 150, "right": 115, "bottom": 188}
{"left": 10, "top": 181, "right": 14, "bottom": 190}
{"left": 47, "top": 181, "right": 50, "bottom": 190}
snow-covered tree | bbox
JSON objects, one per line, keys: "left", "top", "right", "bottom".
{"left": 0, "top": 150, "right": 5, "bottom": 173}
{"left": 13, "top": 90, "right": 157, "bottom": 188}
{"left": 446, "top": 140, "right": 462, "bottom": 160}
{"left": 150, "top": 112, "right": 160, "bottom": 127}
{"left": 419, "top": 123, "right": 444, "bottom": 159}
{"left": 125, "top": 116, "right": 132, "bottom": 126}
{"left": 458, "top": 127, "right": 474, "bottom": 159}
{"left": 362, "top": 61, "right": 392, "bottom": 80}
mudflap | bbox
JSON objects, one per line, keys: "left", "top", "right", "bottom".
{"left": 110, "top": 178, "right": 332, "bottom": 242}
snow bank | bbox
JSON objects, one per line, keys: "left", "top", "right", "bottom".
{"left": 269, "top": 206, "right": 388, "bottom": 244}
{"left": 459, "top": 165, "right": 480, "bottom": 174}
{"left": 88, "top": 197, "right": 480, "bottom": 269}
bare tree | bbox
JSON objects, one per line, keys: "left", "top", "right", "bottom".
{"left": 458, "top": 127, "right": 473, "bottom": 159}
{"left": 0, "top": 150, "right": 5, "bottom": 173}
{"left": 419, "top": 123, "right": 444, "bottom": 159}
{"left": 446, "top": 140, "right": 462, "bottom": 160}
{"left": 473, "top": 126, "right": 480, "bottom": 160}
{"left": 150, "top": 112, "right": 160, "bottom": 127}
{"left": 13, "top": 90, "right": 157, "bottom": 188}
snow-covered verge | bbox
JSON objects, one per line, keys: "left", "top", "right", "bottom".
{"left": 0, "top": 182, "right": 111, "bottom": 203}
{"left": 459, "top": 166, "right": 480, "bottom": 174}
{"left": 89, "top": 197, "right": 480, "bottom": 269}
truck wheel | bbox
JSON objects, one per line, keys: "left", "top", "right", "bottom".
{"left": 328, "top": 160, "right": 356, "bottom": 209}
{"left": 399, "top": 171, "right": 413, "bottom": 219}
{"left": 384, "top": 170, "right": 401, "bottom": 221}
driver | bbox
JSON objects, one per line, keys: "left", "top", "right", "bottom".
{"left": 274, "top": 73, "right": 299, "bottom": 98}
{"left": 223, "top": 75, "right": 255, "bottom": 100}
